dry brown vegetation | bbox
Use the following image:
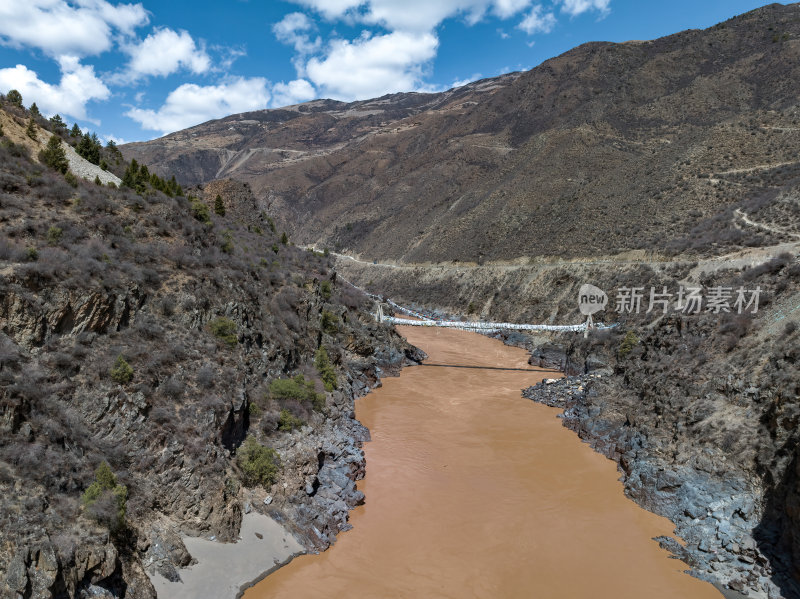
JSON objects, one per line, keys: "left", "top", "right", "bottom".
{"left": 123, "top": 4, "right": 800, "bottom": 263}
{"left": 0, "top": 98, "right": 411, "bottom": 597}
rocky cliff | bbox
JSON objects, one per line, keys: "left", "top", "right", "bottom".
{"left": 511, "top": 254, "right": 800, "bottom": 599}
{"left": 338, "top": 240, "right": 800, "bottom": 598}
{"left": 0, "top": 111, "right": 421, "bottom": 597}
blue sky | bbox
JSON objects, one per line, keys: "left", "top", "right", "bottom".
{"left": 0, "top": 0, "right": 784, "bottom": 143}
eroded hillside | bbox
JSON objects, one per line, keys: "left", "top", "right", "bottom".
{"left": 0, "top": 104, "right": 420, "bottom": 597}
{"left": 123, "top": 3, "right": 800, "bottom": 263}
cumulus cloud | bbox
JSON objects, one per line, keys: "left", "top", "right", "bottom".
{"left": 271, "top": 79, "right": 316, "bottom": 107}
{"left": 292, "top": 0, "right": 533, "bottom": 32}
{"left": 89, "top": 0, "right": 148, "bottom": 32}
{"left": 305, "top": 31, "right": 438, "bottom": 100}
{"left": 104, "top": 134, "right": 128, "bottom": 145}
{"left": 492, "top": 0, "right": 532, "bottom": 19}
{"left": 451, "top": 73, "right": 482, "bottom": 88}
{"left": 216, "top": 46, "right": 247, "bottom": 71}
{"left": 290, "top": 0, "right": 361, "bottom": 22}
{"left": 356, "top": 1, "right": 485, "bottom": 31}
{"left": 119, "top": 27, "right": 210, "bottom": 81}
{"left": 0, "top": 56, "right": 110, "bottom": 121}
{"left": 559, "top": 0, "right": 610, "bottom": 17}
{"left": 125, "top": 77, "right": 270, "bottom": 134}
{"left": 0, "top": 0, "right": 148, "bottom": 57}
{"left": 272, "top": 12, "right": 321, "bottom": 55}
{"left": 280, "top": 0, "right": 555, "bottom": 102}
{"left": 518, "top": 5, "right": 557, "bottom": 34}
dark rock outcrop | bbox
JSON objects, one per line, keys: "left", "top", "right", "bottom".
{"left": 524, "top": 375, "right": 780, "bottom": 598}
{"left": 0, "top": 137, "right": 422, "bottom": 597}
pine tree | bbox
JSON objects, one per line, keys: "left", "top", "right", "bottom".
{"left": 105, "top": 139, "right": 122, "bottom": 161}
{"left": 138, "top": 164, "right": 149, "bottom": 182}
{"left": 121, "top": 160, "right": 139, "bottom": 189}
{"left": 280, "top": 231, "right": 289, "bottom": 245}
{"left": 76, "top": 134, "right": 91, "bottom": 159}
{"left": 70, "top": 123, "right": 82, "bottom": 138}
{"left": 29, "top": 102, "right": 40, "bottom": 117}
{"left": 49, "top": 114, "right": 66, "bottom": 133}
{"left": 25, "top": 117, "right": 37, "bottom": 140}
{"left": 134, "top": 164, "right": 150, "bottom": 193}
{"left": 95, "top": 462, "right": 117, "bottom": 490}
{"left": 90, "top": 132, "right": 101, "bottom": 158}
{"left": 39, "top": 135, "right": 69, "bottom": 174}
{"left": 76, "top": 132, "right": 101, "bottom": 164}
{"left": 6, "top": 89, "right": 22, "bottom": 107}
{"left": 214, "top": 194, "right": 226, "bottom": 216}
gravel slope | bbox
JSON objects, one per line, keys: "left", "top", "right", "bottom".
{"left": 57, "top": 132, "right": 122, "bottom": 186}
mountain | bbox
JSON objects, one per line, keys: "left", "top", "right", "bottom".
{"left": 0, "top": 103, "right": 420, "bottom": 597}
{"left": 2, "top": 2, "right": 800, "bottom": 597}
{"left": 122, "top": 5, "right": 800, "bottom": 598}
{"left": 123, "top": 2, "right": 800, "bottom": 263}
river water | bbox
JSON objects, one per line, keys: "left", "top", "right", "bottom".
{"left": 246, "top": 326, "right": 721, "bottom": 599}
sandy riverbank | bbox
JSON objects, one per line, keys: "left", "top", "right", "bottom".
{"left": 148, "top": 512, "right": 303, "bottom": 599}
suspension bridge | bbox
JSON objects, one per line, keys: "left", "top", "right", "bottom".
{"left": 336, "top": 274, "right": 609, "bottom": 336}
{"left": 375, "top": 304, "right": 595, "bottom": 334}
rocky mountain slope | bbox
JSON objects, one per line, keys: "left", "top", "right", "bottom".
{"left": 51, "top": 4, "right": 800, "bottom": 598}
{"left": 0, "top": 106, "right": 121, "bottom": 188}
{"left": 333, "top": 227, "right": 800, "bottom": 598}
{"left": 0, "top": 103, "right": 421, "bottom": 598}
{"left": 123, "top": 3, "right": 800, "bottom": 263}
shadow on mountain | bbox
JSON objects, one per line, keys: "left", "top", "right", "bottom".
{"left": 754, "top": 442, "right": 800, "bottom": 599}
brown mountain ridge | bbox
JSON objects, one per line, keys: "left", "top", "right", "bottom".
{"left": 122, "top": 3, "right": 800, "bottom": 263}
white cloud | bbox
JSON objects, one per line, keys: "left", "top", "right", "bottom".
{"left": 125, "top": 77, "right": 271, "bottom": 134}
{"left": 88, "top": 0, "right": 148, "bottom": 33}
{"left": 0, "top": 0, "right": 148, "bottom": 57}
{"left": 451, "top": 73, "right": 482, "bottom": 88}
{"left": 121, "top": 27, "right": 210, "bottom": 81}
{"left": 271, "top": 79, "right": 316, "bottom": 107}
{"left": 283, "top": 0, "right": 542, "bottom": 103}
{"left": 0, "top": 56, "right": 110, "bottom": 121}
{"left": 356, "top": 1, "right": 484, "bottom": 31}
{"left": 273, "top": 12, "right": 321, "bottom": 55}
{"left": 492, "top": 0, "right": 531, "bottom": 19}
{"left": 292, "top": 0, "right": 532, "bottom": 32}
{"left": 291, "top": 0, "right": 361, "bottom": 21}
{"left": 216, "top": 46, "right": 247, "bottom": 71}
{"left": 104, "top": 134, "right": 128, "bottom": 145}
{"left": 518, "top": 5, "right": 556, "bottom": 34}
{"left": 559, "top": 0, "right": 610, "bottom": 17}
{"left": 305, "top": 31, "right": 438, "bottom": 100}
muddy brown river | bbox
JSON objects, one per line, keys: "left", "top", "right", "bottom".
{"left": 247, "top": 326, "right": 721, "bottom": 599}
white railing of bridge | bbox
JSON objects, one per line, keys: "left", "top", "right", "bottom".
{"left": 385, "top": 299, "right": 434, "bottom": 322}
{"left": 338, "top": 273, "right": 610, "bottom": 334}
{"left": 375, "top": 304, "right": 592, "bottom": 333}
{"left": 381, "top": 315, "right": 588, "bottom": 332}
